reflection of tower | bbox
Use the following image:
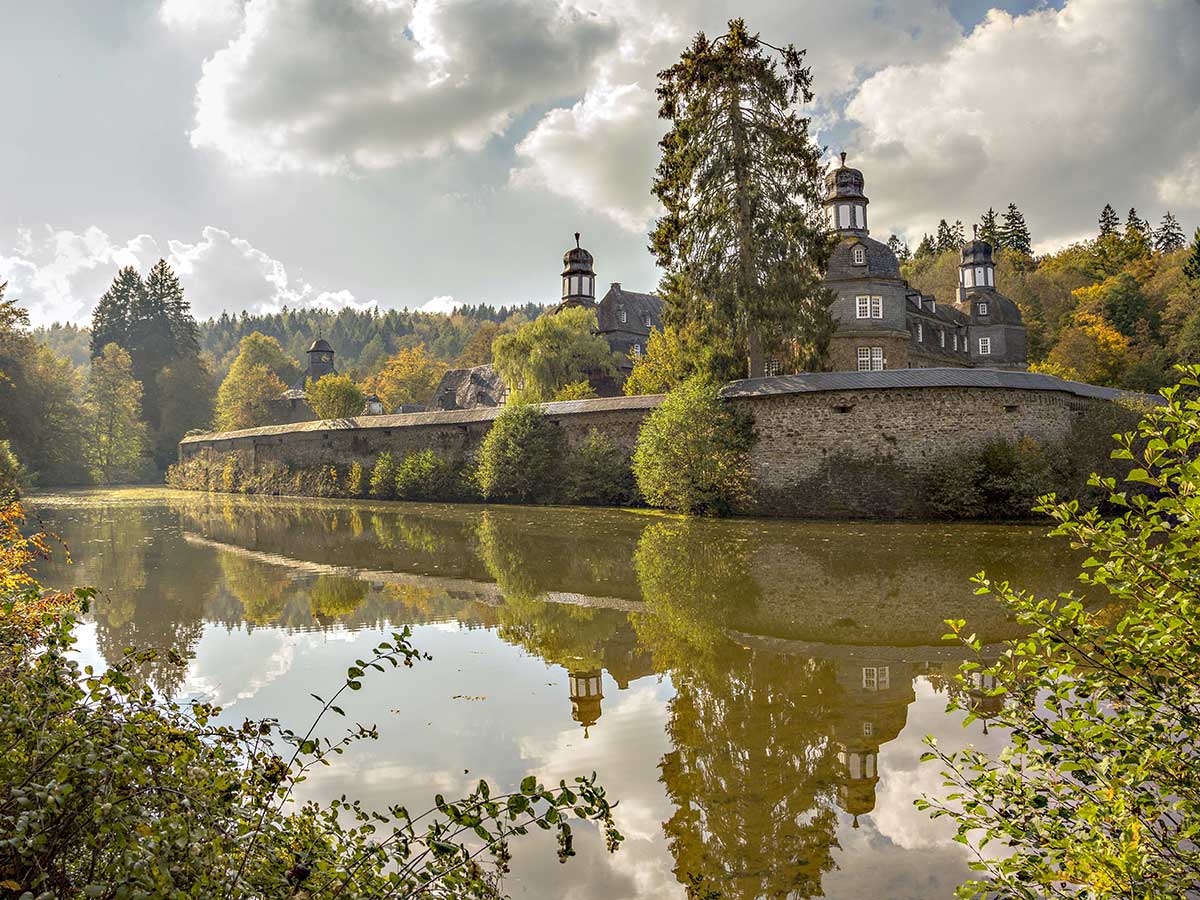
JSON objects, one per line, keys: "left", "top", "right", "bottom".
{"left": 831, "top": 658, "right": 916, "bottom": 829}
{"left": 568, "top": 669, "right": 604, "bottom": 738}
{"left": 963, "top": 663, "right": 1005, "bottom": 735}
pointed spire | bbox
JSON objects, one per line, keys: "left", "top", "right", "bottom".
{"left": 840, "top": 150, "right": 847, "bottom": 166}
{"left": 575, "top": 231, "right": 581, "bottom": 248}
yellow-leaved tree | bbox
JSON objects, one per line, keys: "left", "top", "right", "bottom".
{"left": 214, "top": 333, "right": 291, "bottom": 431}
{"left": 363, "top": 343, "right": 447, "bottom": 411}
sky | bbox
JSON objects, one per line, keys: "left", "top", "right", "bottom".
{"left": 2, "top": 0, "right": 1198, "bottom": 327}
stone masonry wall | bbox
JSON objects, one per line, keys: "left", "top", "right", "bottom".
{"left": 180, "top": 379, "right": 1127, "bottom": 520}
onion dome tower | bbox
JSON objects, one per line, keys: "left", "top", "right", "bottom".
{"left": 824, "top": 151, "right": 870, "bottom": 235}
{"left": 957, "top": 226, "right": 1028, "bottom": 369}
{"left": 560, "top": 233, "right": 596, "bottom": 309}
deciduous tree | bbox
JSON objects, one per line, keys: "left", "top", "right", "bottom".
{"left": 215, "top": 333, "right": 292, "bottom": 431}
{"left": 491, "top": 307, "right": 615, "bottom": 404}
{"left": 84, "top": 343, "right": 146, "bottom": 483}
{"left": 306, "top": 374, "right": 365, "bottom": 420}
{"left": 650, "top": 18, "right": 833, "bottom": 379}
{"left": 362, "top": 342, "right": 447, "bottom": 411}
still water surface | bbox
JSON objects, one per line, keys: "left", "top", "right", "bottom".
{"left": 29, "top": 488, "right": 1081, "bottom": 900}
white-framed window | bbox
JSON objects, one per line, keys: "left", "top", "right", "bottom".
{"left": 978, "top": 302, "right": 989, "bottom": 316}
{"left": 642, "top": 313, "right": 651, "bottom": 327}
{"left": 975, "top": 266, "right": 984, "bottom": 285}
{"left": 852, "top": 245, "right": 866, "bottom": 266}
{"left": 857, "top": 347, "right": 884, "bottom": 371}
{"left": 862, "top": 666, "right": 890, "bottom": 691}
{"left": 915, "top": 322, "right": 923, "bottom": 342}
{"left": 856, "top": 295, "right": 871, "bottom": 319}
{"left": 871, "top": 296, "right": 883, "bottom": 318}
{"left": 952, "top": 333, "right": 958, "bottom": 351}
{"left": 853, "top": 205, "right": 865, "bottom": 229}
{"left": 765, "top": 358, "right": 781, "bottom": 376}
{"left": 838, "top": 205, "right": 851, "bottom": 228}
{"left": 862, "top": 721, "right": 875, "bottom": 737}
{"left": 962, "top": 267, "right": 971, "bottom": 287}
{"left": 619, "top": 308, "right": 627, "bottom": 324}
{"left": 939, "top": 329, "right": 946, "bottom": 348}
{"left": 979, "top": 337, "right": 992, "bottom": 355}
{"left": 987, "top": 267, "right": 994, "bottom": 287}
{"left": 964, "top": 335, "right": 969, "bottom": 353}
{"left": 631, "top": 343, "right": 642, "bottom": 357}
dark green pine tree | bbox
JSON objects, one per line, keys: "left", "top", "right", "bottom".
{"left": 651, "top": 18, "right": 833, "bottom": 377}
{"left": 1154, "top": 212, "right": 1186, "bottom": 253}
{"left": 914, "top": 233, "right": 936, "bottom": 258}
{"left": 934, "top": 219, "right": 955, "bottom": 253}
{"left": 127, "top": 269, "right": 177, "bottom": 435}
{"left": 1185, "top": 227, "right": 1200, "bottom": 286}
{"left": 978, "top": 207, "right": 1002, "bottom": 248}
{"left": 1000, "top": 203, "right": 1032, "bottom": 256}
{"left": 1098, "top": 203, "right": 1120, "bottom": 237}
{"left": 1125, "top": 208, "right": 1149, "bottom": 240}
{"left": 886, "top": 234, "right": 910, "bottom": 262}
{"left": 144, "top": 259, "right": 200, "bottom": 356}
{"left": 89, "top": 266, "right": 143, "bottom": 357}
{"left": 951, "top": 219, "right": 966, "bottom": 246}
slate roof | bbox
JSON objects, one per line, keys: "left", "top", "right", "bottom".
{"left": 308, "top": 338, "right": 333, "bottom": 353}
{"left": 181, "top": 393, "right": 665, "bottom": 443}
{"left": 431, "top": 363, "right": 506, "bottom": 410}
{"left": 719, "top": 368, "right": 1158, "bottom": 403}
{"left": 597, "top": 285, "right": 664, "bottom": 334}
{"left": 826, "top": 235, "right": 901, "bottom": 280}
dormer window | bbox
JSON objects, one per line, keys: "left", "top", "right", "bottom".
{"left": 939, "top": 329, "right": 946, "bottom": 348}
{"left": 978, "top": 302, "right": 989, "bottom": 316}
{"left": 852, "top": 246, "right": 866, "bottom": 266}
{"left": 642, "top": 313, "right": 651, "bottom": 328}
{"left": 619, "top": 308, "right": 627, "bottom": 324}
{"left": 915, "top": 322, "right": 923, "bottom": 343}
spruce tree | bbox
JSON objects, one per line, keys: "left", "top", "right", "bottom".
{"left": 1000, "top": 203, "right": 1032, "bottom": 256}
{"left": 886, "top": 234, "right": 910, "bottom": 261}
{"left": 90, "top": 266, "right": 142, "bottom": 358}
{"left": 978, "top": 207, "right": 1002, "bottom": 248}
{"left": 1184, "top": 227, "right": 1200, "bottom": 287}
{"left": 1125, "top": 208, "right": 1149, "bottom": 240}
{"left": 952, "top": 219, "right": 966, "bottom": 246}
{"left": 1123, "top": 208, "right": 1151, "bottom": 259}
{"left": 651, "top": 19, "right": 832, "bottom": 377}
{"left": 145, "top": 259, "right": 199, "bottom": 357}
{"left": 915, "top": 234, "right": 936, "bottom": 258}
{"left": 935, "top": 219, "right": 955, "bottom": 253}
{"left": 1098, "top": 203, "right": 1120, "bottom": 237}
{"left": 1155, "top": 212, "right": 1186, "bottom": 253}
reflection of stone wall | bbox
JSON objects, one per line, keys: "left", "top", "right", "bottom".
{"left": 180, "top": 380, "right": 1125, "bottom": 519}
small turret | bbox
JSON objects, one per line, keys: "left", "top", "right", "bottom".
{"left": 568, "top": 669, "right": 604, "bottom": 738}
{"left": 824, "top": 151, "right": 870, "bottom": 235}
{"left": 957, "top": 225, "right": 996, "bottom": 300}
{"left": 561, "top": 233, "right": 596, "bottom": 308}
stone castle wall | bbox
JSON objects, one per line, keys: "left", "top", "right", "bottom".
{"left": 180, "top": 371, "right": 1145, "bottom": 520}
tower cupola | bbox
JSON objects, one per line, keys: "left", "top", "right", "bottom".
{"left": 957, "top": 225, "right": 996, "bottom": 300}
{"left": 305, "top": 337, "right": 336, "bottom": 383}
{"left": 824, "top": 151, "right": 870, "bottom": 235}
{"left": 561, "top": 233, "right": 596, "bottom": 307}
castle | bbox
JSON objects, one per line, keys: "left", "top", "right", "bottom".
{"left": 273, "top": 156, "right": 1026, "bottom": 418}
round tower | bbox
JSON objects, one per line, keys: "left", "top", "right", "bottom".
{"left": 561, "top": 233, "right": 596, "bottom": 308}
{"left": 824, "top": 151, "right": 870, "bottom": 235}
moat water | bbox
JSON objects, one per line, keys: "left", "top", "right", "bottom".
{"left": 29, "top": 488, "right": 1082, "bottom": 900}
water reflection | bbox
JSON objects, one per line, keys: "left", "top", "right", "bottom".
{"left": 30, "top": 489, "right": 1080, "bottom": 899}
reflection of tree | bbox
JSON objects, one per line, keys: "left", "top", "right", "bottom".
{"left": 218, "top": 552, "right": 292, "bottom": 626}
{"left": 630, "top": 520, "right": 840, "bottom": 898}
{"left": 631, "top": 520, "right": 758, "bottom": 672}
{"left": 309, "top": 574, "right": 369, "bottom": 620}
{"left": 660, "top": 647, "right": 841, "bottom": 900}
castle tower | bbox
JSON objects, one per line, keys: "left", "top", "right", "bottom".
{"left": 956, "top": 228, "right": 1028, "bottom": 369}
{"left": 824, "top": 151, "right": 870, "bottom": 236}
{"left": 568, "top": 669, "right": 604, "bottom": 738}
{"left": 560, "top": 233, "right": 596, "bottom": 308}
{"left": 305, "top": 338, "right": 336, "bottom": 382}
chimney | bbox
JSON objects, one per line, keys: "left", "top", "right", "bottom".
{"left": 611, "top": 282, "right": 621, "bottom": 292}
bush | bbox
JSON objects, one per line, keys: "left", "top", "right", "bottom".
{"left": 0, "top": 499, "right": 622, "bottom": 899}
{"left": 565, "top": 429, "right": 638, "bottom": 506}
{"left": 346, "top": 461, "right": 365, "bottom": 497}
{"left": 475, "top": 404, "right": 565, "bottom": 503}
{"left": 632, "top": 376, "right": 755, "bottom": 515}
{"left": 921, "top": 368, "right": 1200, "bottom": 897}
{"left": 394, "top": 449, "right": 457, "bottom": 501}
{"left": 0, "top": 440, "right": 28, "bottom": 499}
{"left": 369, "top": 452, "right": 398, "bottom": 499}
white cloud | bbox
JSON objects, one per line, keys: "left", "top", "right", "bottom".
{"left": 843, "top": 0, "right": 1200, "bottom": 248}
{"left": 418, "top": 294, "right": 458, "bottom": 314}
{"left": 159, "top": 0, "right": 244, "bottom": 34}
{"left": 512, "top": 81, "right": 663, "bottom": 232}
{"left": 2, "top": 224, "right": 371, "bottom": 326}
{"left": 189, "top": 0, "right": 623, "bottom": 173}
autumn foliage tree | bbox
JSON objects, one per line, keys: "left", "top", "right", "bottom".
{"left": 362, "top": 342, "right": 447, "bottom": 411}
{"left": 84, "top": 343, "right": 146, "bottom": 484}
{"left": 651, "top": 18, "right": 833, "bottom": 379}
{"left": 214, "top": 332, "right": 290, "bottom": 431}
{"left": 306, "top": 374, "right": 365, "bottom": 420}
{"left": 491, "top": 307, "right": 615, "bottom": 404}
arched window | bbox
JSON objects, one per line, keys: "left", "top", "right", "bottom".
{"left": 852, "top": 246, "right": 866, "bottom": 266}
{"left": 838, "top": 205, "right": 851, "bottom": 229}
{"left": 853, "top": 205, "right": 865, "bottom": 229}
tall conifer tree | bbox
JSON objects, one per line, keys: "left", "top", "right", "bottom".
{"left": 1000, "top": 203, "right": 1032, "bottom": 255}
{"left": 651, "top": 19, "right": 833, "bottom": 378}
{"left": 1155, "top": 212, "right": 1186, "bottom": 253}
{"left": 951, "top": 219, "right": 966, "bottom": 246}
{"left": 1184, "top": 227, "right": 1200, "bottom": 287}
{"left": 978, "top": 207, "right": 1002, "bottom": 248}
{"left": 935, "top": 219, "right": 955, "bottom": 253}
{"left": 90, "top": 266, "right": 142, "bottom": 357}
{"left": 1098, "top": 203, "right": 1120, "bottom": 237}
{"left": 914, "top": 234, "right": 935, "bottom": 258}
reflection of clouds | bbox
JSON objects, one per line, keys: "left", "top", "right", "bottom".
{"left": 180, "top": 625, "right": 310, "bottom": 708}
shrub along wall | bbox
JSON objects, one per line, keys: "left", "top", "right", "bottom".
{"left": 176, "top": 372, "right": 1149, "bottom": 520}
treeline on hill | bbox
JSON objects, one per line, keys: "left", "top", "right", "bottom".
{"left": 894, "top": 203, "right": 1199, "bottom": 392}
